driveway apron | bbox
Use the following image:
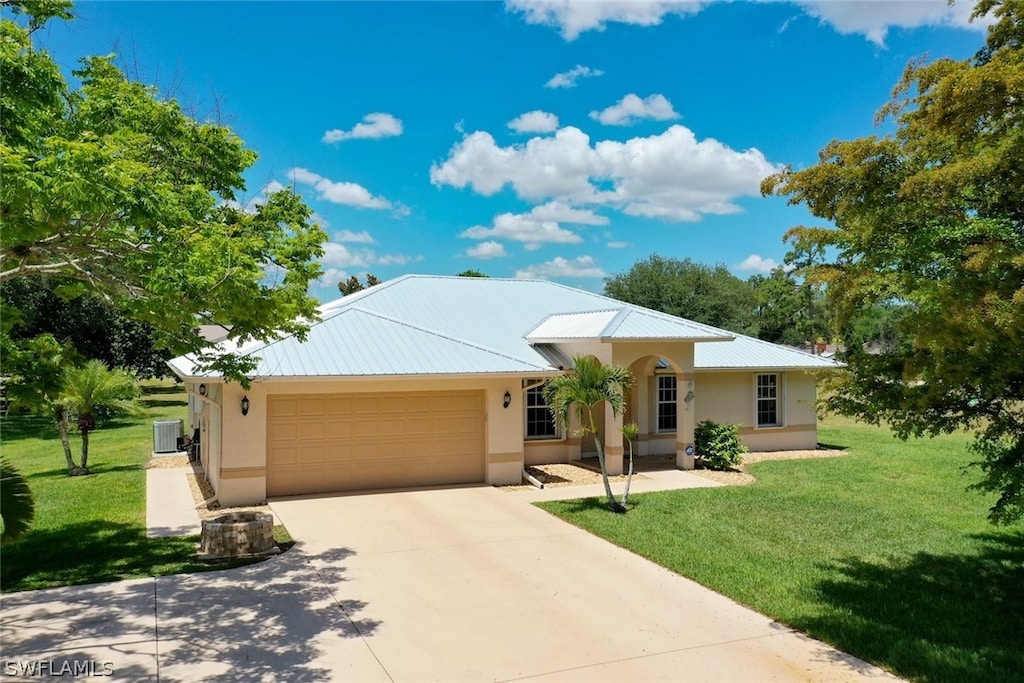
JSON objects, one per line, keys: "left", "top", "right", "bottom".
{"left": 268, "top": 485, "right": 901, "bottom": 682}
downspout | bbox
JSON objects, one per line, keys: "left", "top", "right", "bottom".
{"left": 523, "top": 469, "right": 544, "bottom": 489}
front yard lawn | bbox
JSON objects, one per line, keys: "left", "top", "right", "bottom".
{"left": 1, "top": 382, "right": 263, "bottom": 592}
{"left": 539, "top": 415, "right": 1024, "bottom": 683}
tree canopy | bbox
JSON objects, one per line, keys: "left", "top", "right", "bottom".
{"left": 762, "top": 0, "right": 1024, "bottom": 523}
{"left": 337, "top": 273, "right": 381, "bottom": 295}
{"left": 604, "top": 255, "right": 758, "bottom": 335}
{"left": 0, "top": 1, "right": 326, "bottom": 382}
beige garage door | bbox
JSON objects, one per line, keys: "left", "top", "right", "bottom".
{"left": 266, "top": 391, "right": 484, "bottom": 497}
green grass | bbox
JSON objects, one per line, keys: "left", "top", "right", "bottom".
{"left": 1, "top": 381, "right": 267, "bottom": 592}
{"left": 538, "top": 415, "right": 1024, "bottom": 683}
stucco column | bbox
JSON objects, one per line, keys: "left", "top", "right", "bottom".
{"left": 677, "top": 373, "right": 696, "bottom": 470}
{"left": 605, "top": 401, "right": 624, "bottom": 476}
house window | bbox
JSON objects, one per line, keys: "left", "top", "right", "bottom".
{"left": 525, "top": 384, "right": 558, "bottom": 439}
{"left": 756, "top": 373, "right": 782, "bottom": 427}
{"left": 657, "top": 375, "right": 677, "bottom": 432}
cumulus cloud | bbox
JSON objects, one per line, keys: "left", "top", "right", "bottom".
{"left": 545, "top": 64, "right": 604, "bottom": 88}
{"left": 466, "top": 241, "right": 508, "bottom": 259}
{"left": 508, "top": 110, "right": 560, "bottom": 134}
{"left": 506, "top": 0, "right": 988, "bottom": 45}
{"left": 319, "top": 241, "right": 421, "bottom": 285}
{"left": 322, "top": 113, "right": 403, "bottom": 143}
{"left": 590, "top": 93, "right": 680, "bottom": 126}
{"left": 288, "top": 167, "right": 395, "bottom": 211}
{"left": 431, "top": 124, "right": 780, "bottom": 222}
{"left": 735, "top": 254, "right": 779, "bottom": 273}
{"left": 334, "top": 230, "right": 375, "bottom": 243}
{"left": 527, "top": 201, "right": 608, "bottom": 225}
{"left": 460, "top": 212, "right": 583, "bottom": 250}
{"left": 506, "top": 0, "right": 704, "bottom": 40}
{"left": 515, "top": 255, "right": 606, "bottom": 280}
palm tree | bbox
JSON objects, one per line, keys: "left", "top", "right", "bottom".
{"left": 60, "top": 361, "right": 145, "bottom": 474}
{"left": 621, "top": 422, "right": 640, "bottom": 507}
{"left": 545, "top": 355, "right": 634, "bottom": 512}
{"left": 1, "top": 457, "right": 35, "bottom": 543}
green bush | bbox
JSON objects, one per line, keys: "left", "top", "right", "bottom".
{"left": 695, "top": 420, "right": 746, "bottom": 471}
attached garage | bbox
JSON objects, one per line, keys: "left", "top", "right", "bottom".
{"left": 266, "top": 390, "right": 485, "bottom": 497}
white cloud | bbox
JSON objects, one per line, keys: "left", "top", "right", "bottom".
{"left": 506, "top": 0, "right": 988, "bottom": 45}
{"left": 735, "top": 254, "right": 779, "bottom": 273}
{"left": 590, "top": 93, "right": 680, "bottom": 126}
{"left": 263, "top": 180, "right": 285, "bottom": 194}
{"left": 288, "top": 167, "right": 395, "bottom": 211}
{"left": 796, "top": 0, "right": 988, "bottom": 46}
{"left": 466, "top": 241, "right": 508, "bottom": 259}
{"left": 515, "top": 255, "right": 606, "bottom": 280}
{"left": 527, "top": 201, "right": 608, "bottom": 225}
{"left": 508, "top": 110, "right": 560, "bottom": 134}
{"left": 506, "top": 0, "right": 705, "bottom": 40}
{"left": 319, "top": 241, "right": 422, "bottom": 285}
{"left": 461, "top": 212, "right": 583, "bottom": 250}
{"left": 607, "top": 240, "right": 630, "bottom": 249}
{"left": 334, "top": 230, "right": 375, "bottom": 244}
{"left": 545, "top": 64, "right": 604, "bottom": 88}
{"left": 322, "top": 113, "right": 403, "bottom": 143}
{"left": 432, "top": 124, "right": 780, "bottom": 222}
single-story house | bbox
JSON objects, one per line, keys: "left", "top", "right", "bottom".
{"left": 169, "top": 275, "right": 842, "bottom": 506}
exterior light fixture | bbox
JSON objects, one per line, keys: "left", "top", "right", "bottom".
{"left": 503, "top": 391, "right": 512, "bottom": 409}
{"left": 198, "top": 383, "right": 207, "bottom": 397}
{"left": 241, "top": 396, "right": 250, "bottom": 416}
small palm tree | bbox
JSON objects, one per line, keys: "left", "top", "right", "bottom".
{"left": 60, "top": 361, "right": 145, "bottom": 474}
{"left": 545, "top": 355, "right": 634, "bottom": 512}
{"left": 0, "top": 457, "right": 35, "bottom": 543}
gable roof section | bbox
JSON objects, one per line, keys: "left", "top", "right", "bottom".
{"left": 526, "top": 308, "right": 733, "bottom": 342}
{"left": 168, "top": 275, "right": 843, "bottom": 378}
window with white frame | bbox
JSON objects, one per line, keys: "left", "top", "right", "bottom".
{"left": 525, "top": 384, "right": 558, "bottom": 439}
{"left": 657, "top": 375, "right": 677, "bottom": 432}
{"left": 756, "top": 373, "right": 782, "bottom": 427}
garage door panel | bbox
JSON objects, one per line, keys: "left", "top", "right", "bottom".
{"left": 267, "top": 391, "right": 484, "bottom": 497}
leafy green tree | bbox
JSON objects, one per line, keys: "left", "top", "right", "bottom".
{"left": 338, "top": 273, "right": 381, "bottom": 295}
{"left": 59, "top": 361, "right": 145, "bottom": 474}
{"left": 2, "top": 277, "right": 170, "bottom": 377}
{"left": 748, "top": 268, "right": 805, "bottom": 345}
{"left": 605, "top": 255, "right": 757, "bottom": 334}
{"left": 762, "top": 0, "right": 1024, "bottom": 523}
{"left": 544, "top": 355, "right": 634, "bottom": 512}
{"left": 0, "top": 457, "right": 35, "bottom": 543}
{"left": 456, "top": 269, "right": 489, "bottom": 277}
{"left": 0, "top": 2, "right": 326, "bottom": 383}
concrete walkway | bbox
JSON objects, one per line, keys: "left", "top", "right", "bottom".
{"left": 145, "top": 465, "right": 200, "bottom": 538}
{"left": 511, "top": 466, "right": 722, "bottom": 502}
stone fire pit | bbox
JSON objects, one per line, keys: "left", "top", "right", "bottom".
{"left": 198, "top": 511, "right": 279, "bottom": 560}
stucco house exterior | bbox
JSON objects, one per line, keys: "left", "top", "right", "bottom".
{"left": 169, "top": 275, "right": 842, "bottom": 506}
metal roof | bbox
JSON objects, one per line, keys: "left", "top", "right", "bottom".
{"left": 168, "top": 275, "right": 843, "bottom": 379}
{"left": 696, "top": 332, "right": 844, "bottom": 370}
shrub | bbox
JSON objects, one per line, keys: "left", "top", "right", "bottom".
{"left": 695, "top": 420, "right": 746, "bottom": 471}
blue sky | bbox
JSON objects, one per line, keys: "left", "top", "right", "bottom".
{"left": 38, "top": 1, "right": 988, "bottom": 300}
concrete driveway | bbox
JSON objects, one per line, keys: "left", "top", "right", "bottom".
{"left": 1, "top": 485, "right": 901, "bottom": 682}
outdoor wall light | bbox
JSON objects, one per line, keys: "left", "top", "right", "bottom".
{"left": 241, "top": 395, "right": 250, "bottom": 416}
{"left": 503, "top": 391, "right": 512, "bottom": 409}
{"left": 198, "top": 383, "right": 207, "bottom": 397}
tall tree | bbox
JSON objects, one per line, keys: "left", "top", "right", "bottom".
{"left": 748, "top": 268, "right": 806, "bottom": 346}
{"left": 456, "top": 269, "right": 489, "bottom": 278}
{"left": 0, "top": 1, "right": 326, "bottom": 383}
{"left": 762, "top": 0, "right": 1024, "bottom": 523}
{"left": 337, "top": 273, "right": 381, "bottom": 295}
{"left": 544, "top": 355, "right": 634, "bottom": 512}
{"left": 605, "top": 255, "right": 757, "bottom": 334}
{"left": 2, "top": 277, "right": 170, "bottom": 377}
